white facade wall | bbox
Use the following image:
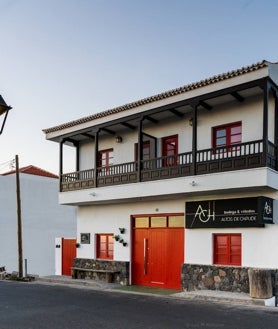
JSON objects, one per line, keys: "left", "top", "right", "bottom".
{"left": 0, "top": 173, "right": 76, "bottom": 276}
{"left": 76, "top": 199, "right": 182, "bottom": 261}
{"left": 75, "top": 191, "right": 278, "bottom": 270}
{"left": 185, "top": 192, "right": 278, "bottom": 268}
{"left": 77, "top": 95, "right": 268, "bottom": 172}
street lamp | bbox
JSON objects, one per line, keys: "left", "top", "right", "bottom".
{"left": 0, "top": 95, "right": 12, "bottom": 135}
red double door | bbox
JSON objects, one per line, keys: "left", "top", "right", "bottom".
{"left": 132, "top": 228, "right": 184, "bottom": 289}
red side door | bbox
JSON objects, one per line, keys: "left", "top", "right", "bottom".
{"left": 62, "top": 238, "right": 76, "bottom": 276}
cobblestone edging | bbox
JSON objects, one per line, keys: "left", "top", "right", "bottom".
{"left": 181, "top": 264, "right": 250, "bottom": 293}
{"left": 73, "top": 258, "right": 129, "bottom": 285}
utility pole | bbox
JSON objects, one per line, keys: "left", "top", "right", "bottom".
{"left": 15, "top": 155, "right": 23, "bottom": 277}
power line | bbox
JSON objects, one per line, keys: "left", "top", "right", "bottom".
{"left": 0, "top": 158, "right": 15, "bottom": 172}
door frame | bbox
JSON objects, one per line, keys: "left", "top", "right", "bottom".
{"left": 131, "top": 213, "right": 184, "bottom": 289}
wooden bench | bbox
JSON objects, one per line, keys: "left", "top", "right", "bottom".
{"left": 71, "top": 267, "right": 120, "bottom": 283}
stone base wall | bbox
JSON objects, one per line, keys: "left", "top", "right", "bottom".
{"left": 73, "top": 258, "right": 129, "bottom": 285}
{"left": 181, "top": 264, "right": 250, "bottom": 293}
{"left": 182, "top": 264, "right": 278, "bottom": 294}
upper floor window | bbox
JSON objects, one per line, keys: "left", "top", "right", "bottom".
{"left": 134, "top": 141, "right": 151, "bottom": 161}
{"left": 213, "top": 122, "right": 242, "bottom": 150}
{"left": 98, "top": 148, "right": 114, "bottom": 167}
{"left": 162, "top": 135, "right": 178, "bottom": 166}
{"left": 96, "top": 233, "right": 114, "bottom": 260}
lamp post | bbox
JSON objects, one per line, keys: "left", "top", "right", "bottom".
{"left": 0, "top": 95, "right": 12, "bottom": 135}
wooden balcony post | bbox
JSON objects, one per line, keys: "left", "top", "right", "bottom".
{"left": 274, "top": 90, "right": 278, "bottom": 171}
{"left": 94, "top": 130, "right": 99, "bottom": 188}
{"left": 59, "top": 140, "right": 64, "bottom": 191}
{"left": 263, "top": 80, "right": 269, "bottom": 166}
{"left": 75, "top": 141, "right": 80, "bottom": 172}
{"left": 191, "top": 103, "right": 198, "bottom": 175}
{"left": 137, "top": 117, "right": 143, "bottom": 182}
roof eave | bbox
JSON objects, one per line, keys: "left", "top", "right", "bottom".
{"left": 43, "top": 60, "right": 271, "bottom": 141}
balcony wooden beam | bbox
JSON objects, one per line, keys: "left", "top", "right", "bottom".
{"left": 169, "top": 108, "right": 184, "bottom": 118}
{"left": 144, "top": 115, "right": 159, "bottom": 124}
{"left": 231, "top": 91, "right": 244, "bottom": 102}
{"left": 121, "top": 122, "right": 136, "bottom": 130}
{"left": 101, "top": 127, "right": 116, "bottom": 135}
{"left": 199, "top": 101, "right": 212, "bottom": 111}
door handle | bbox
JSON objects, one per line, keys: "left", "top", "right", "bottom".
{"left": 143, "top": 238, "right": 147, "bottom": 275}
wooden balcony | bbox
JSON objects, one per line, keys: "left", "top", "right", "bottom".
{"left": 60, "top": 140, "right": 277, "bottom": 192}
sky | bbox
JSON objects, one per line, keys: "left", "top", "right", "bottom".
{"left": 0, "top": 0, "right": 278, "bottom": 174}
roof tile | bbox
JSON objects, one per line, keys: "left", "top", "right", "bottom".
{"left": 43, "top": 60, "right": 268, "bottom": 134}
{"left": 1, "top": 165, "right": 58, "bottom": 179}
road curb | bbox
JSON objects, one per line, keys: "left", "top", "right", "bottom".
{"left": 34, "top": 276, "right": 270, "bottom": 307}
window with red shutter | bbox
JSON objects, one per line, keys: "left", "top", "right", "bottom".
{"left": 213, "top": 233, "right": 241, "bottom": 266}
{"left": 96, "top": 234, "right": 114, "bottom": 260}
{"left": 213, "top": 122, "right": 242, "bottom": 152}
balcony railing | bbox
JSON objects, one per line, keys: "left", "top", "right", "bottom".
{"left": 60, "top": 139, "right": 277, "bottom": 192}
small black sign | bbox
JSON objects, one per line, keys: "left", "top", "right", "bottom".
{"left": 186, "top": 197, "right": 273, "bottom": 229}
{"left": 80, "top": 233, "right": 90, "bottom": 244}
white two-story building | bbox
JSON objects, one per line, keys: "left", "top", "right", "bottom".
{"left": 43, "top": 60, "right": 278, "bottom": 292}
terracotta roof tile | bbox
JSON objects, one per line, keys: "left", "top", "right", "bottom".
{"left": 1, "top": 165, "right": 58, "bottom": 179}
{"left": 43, "top": 60, "right": 269, "bottom": 134}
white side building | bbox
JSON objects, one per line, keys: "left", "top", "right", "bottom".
{"left": 0, "top": 165, "right": 76, "bottom": 276}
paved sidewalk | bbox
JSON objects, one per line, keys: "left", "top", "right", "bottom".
{"left": 35, "top": 275, "right": 276, "bottom": 308}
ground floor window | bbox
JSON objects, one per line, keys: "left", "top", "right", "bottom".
{"left": 213, "top": 233, "right": 241, "bottom": 266}
{"left": 96, "top": 234, "right": 114, "bottom": 260}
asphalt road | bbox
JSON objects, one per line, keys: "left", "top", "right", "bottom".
{"left": 0, "top": 280, "right": 278, "bottom": 329}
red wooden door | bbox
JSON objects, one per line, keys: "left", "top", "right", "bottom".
{"left": 149, "top": 229, "right": 167, "bottom": 286}
{"left": 132, "top": 229, "right": 149, "bottom": 286}
{"left": 166, "top": 228, "right": 185, "bottom": 288}
{"left": 162, "top": 135, "right": 178, "bottom": 166}
{"left": 132, "top": 227, "right": 184, "bottom": 289}
{"left": 62, "top": 238, "right": 76, "bottom": 276}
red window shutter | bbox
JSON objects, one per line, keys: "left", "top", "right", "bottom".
{"left": 213, "top": 234, "right": 241, "bottom": 266}
{"left": 214, "top": 235, "right": 229, "bottom": 265}
{"left": 96, "top": 234, "right": 114, "bottom": 260}
{"left": 230, "top": 234, "right": 241, "bottom": 265}
{"left": 213, "top": 122, "right": 242, "bottom": 150}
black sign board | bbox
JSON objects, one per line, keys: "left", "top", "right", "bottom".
{"left": 186, "top": 197, "right": 273, "bottom": 229}
{"left": 80, "top": 233, "right": 90, "bottom": 244}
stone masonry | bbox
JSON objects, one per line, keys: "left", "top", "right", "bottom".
{"left": 181, "top": 264, "right": 250, "bottom": 293}
{"left": 182, "top": 264, "right": 278, "bottom": 294}
{"left": 73, "top": 258, "right": 129, "bottom": 285}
